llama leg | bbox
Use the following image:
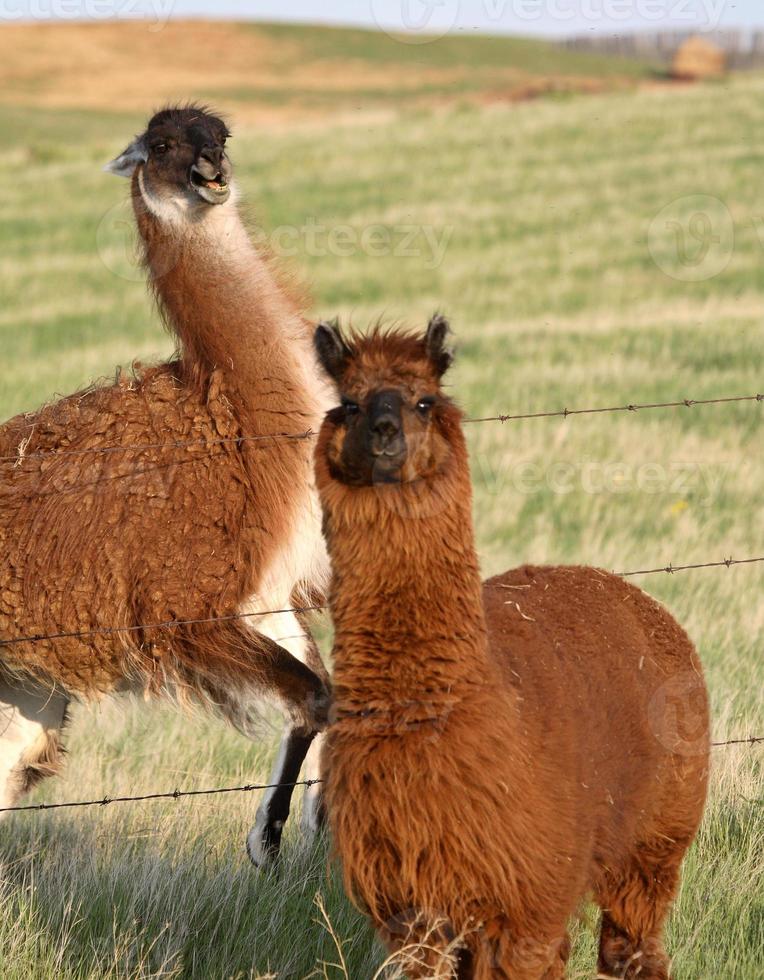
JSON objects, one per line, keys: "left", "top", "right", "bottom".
{"left": 596, "top": 844, "right": 685, "bottom": 979}
{"left": 470, "top": 925, "right": 570, "bottom": 980}
{"left": 235, "top": 640, "right": 329, "bottom": 866}
{"left": 170, "top": 618, "right": 329, "bottom": 867}
{"left": 250, "top": 609, "right": 330, "bottom": 847}
{"left": 0, "top": 676, "right": 69, "bottom": 814}
{"left": 380, "top": 913, "right": 464, "bottom": 979}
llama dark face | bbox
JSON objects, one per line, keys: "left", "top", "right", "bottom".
{"left": 314, "top": 317, "right": 455, "bottom": 486}
{"left": 105, "top": 106, "right": 233, "bottom": 207}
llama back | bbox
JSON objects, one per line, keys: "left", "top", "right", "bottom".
{"left": 482, "top": 564, "right": 709, "bottom": 864}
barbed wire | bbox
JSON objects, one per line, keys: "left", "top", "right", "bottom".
{"left": 0, "top": 604, "right": 324, "bottom": 650}
{"left": 1, "top": 391, "right": 761, "bottom": 466}
{"left": 0, "top": 778, "right": 321, "bottom": 815}
{"left": 712, "top": 736, "right": 764, "bottom": 748}
{"left": 618, "top": 556, "right": 764, "bottom": 577}
{"left": 0, "top": 430, "right": 315, "bottom": 465}
{"left": 0, "top": 735, "right": 761, "bottom": 815}
{"left": 1, "top": 555, "right": 761, "bottom": 650}
{"left": 466, "top": 393, "right": 764, "bottom": 424}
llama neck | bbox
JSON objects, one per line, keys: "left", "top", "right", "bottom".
{"left": 133, "top": 180, "right": 318, "bottom": 417}
{"left": 323, "top": 426, "right": 489, "bottom": 719}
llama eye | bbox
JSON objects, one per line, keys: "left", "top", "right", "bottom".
{"left": 416, "top": 398, "right": 435, "bottom": 415}
{"left": 342, "top": 398, "right": 360, "bottom": 416}
{"left": 153, "top": 143, "right": 169, "bottom": 156}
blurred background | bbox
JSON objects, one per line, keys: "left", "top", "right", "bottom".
{"left": 1, "top": 3, "right": 763, "bottom": 978}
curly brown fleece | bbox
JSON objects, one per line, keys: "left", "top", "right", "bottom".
{"left": 316, "top": 323, "right": 709, "bottom": 980}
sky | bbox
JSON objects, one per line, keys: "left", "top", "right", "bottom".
{"left": 2, "top": 0, "right": 764, "bottom": 38}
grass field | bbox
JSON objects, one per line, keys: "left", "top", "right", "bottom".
{"left": 0, "top": 19, "right": 762, "bottom": 980}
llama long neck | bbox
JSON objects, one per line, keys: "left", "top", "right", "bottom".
{"left": 133, "top": 178, "right": 322, "bottom": 427}
{"left": 321, "top": 416, "right": 489, "bottom": 723}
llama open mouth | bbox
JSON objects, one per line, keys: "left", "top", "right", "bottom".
{"left": 189, "top": 164, "right": 230, "bottom": 204}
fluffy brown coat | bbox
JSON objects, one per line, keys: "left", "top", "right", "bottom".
{"left": 316, "top": 324, "right": 709, "bottom": 979}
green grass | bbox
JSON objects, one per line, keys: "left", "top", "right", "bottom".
{"left": 1, "top": 62, "right": 763, "bottom": 978}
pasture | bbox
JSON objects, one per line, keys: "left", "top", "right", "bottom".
{"left": 0, "top": 20, "right": 762, "bottom": 979}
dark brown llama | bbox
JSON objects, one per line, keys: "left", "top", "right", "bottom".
{"left": 314, "top": 317, "right": 710, "bottom": 979}
{"left": 0, "top": 106, "right": 331, "bottom": 865}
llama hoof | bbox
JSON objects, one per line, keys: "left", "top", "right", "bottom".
{"left": 246, "top": 812, "right": 284, "bottom": 870}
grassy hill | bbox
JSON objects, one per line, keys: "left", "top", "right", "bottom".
{"left": 0, "top": 19, "right": 655, "bottom": 120}
{"left": 0, "top": 19, "right": 762, "bottom": 979}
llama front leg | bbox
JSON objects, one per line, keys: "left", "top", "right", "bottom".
{"left": 248, "top": 608, "right": 330, "bottom": 862}
{"left": 173, "top": 618, "right": 329, "bottom": 867}
{"left": 247, "top": 725, "right": 319, "bottom": 868}
{"left": 244, "top": 640, "right": 330, "bottom": 866}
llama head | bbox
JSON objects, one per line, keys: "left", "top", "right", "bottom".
{"left": 105, "top": 105, "right": 233, "bottom": 212}
{"left": 314, "top": 315, "right": 457, "bottom": 486}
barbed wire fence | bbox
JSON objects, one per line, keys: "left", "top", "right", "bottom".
{"left": 1, "top": 731, "right": 763, "bottom": 816}
{"left": 2, "top": 391, "right": 761, "bottom": 467}
{"left": 0, "top": 389, "right": 762, "bottom": 817}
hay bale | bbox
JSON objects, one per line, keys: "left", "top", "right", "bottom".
{"left": 672, "top": 36, "right": 727, "bottom": 81}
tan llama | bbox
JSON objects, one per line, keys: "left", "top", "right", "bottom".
{"left": 0, "top": 106, "right": 332, "bottom": 866}
{"left": 314, "top": 317, "right": 710, "bottom": 979}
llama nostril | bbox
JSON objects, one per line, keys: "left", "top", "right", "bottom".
{"left": 200, "top": 145, "right": 223, "bottom": 168}
{"left": 372, "top": 415, "right": 400, "bottom": 440}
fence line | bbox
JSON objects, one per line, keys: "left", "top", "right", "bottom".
{"left": 0, "top": 737, "right": 761, "bottom": 816}
{"left": 618, "top": 557, "right": 764, "bottom": 577}
{"left": 2, "top": 391, "right": 761, "bottom": 466}
{"left": 712, "top": 736, "right": 764, "bottom": 748}
{"left": 0, "top": 604, "right": 324, "bottom": 650}
{"left": 0, "top": 430, "right": 315, "bottom": 465}
{"left": 466, "top": 393, "right": 764, "bottom": 425}
{"left": 0, "top": 778, "right": 322, "bottom": 815}
{"left": 1, "top": 558, "right": 762, "bottom": 651}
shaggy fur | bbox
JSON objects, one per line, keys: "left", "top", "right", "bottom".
{"left": 316, "top": 320, "right": 710, "bottom": 979}
{"left": 0, "top": 108, "right": 331, "bottom": 846}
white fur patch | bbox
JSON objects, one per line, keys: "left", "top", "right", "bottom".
{"left": 137, "top": 169, "right": 242, "bottom": 231}
{"left": 0, "top": 679, "right": 68, "bottom": 810}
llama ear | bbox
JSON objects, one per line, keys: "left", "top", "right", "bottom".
{"left": 425, "top": 314, "right": 454, "bottom": 378}
{"left": 104, "top": 136, "right": 148, "bottom": 178}
{"left": 314, "top": 320, "right": 352, "bottom": 382}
